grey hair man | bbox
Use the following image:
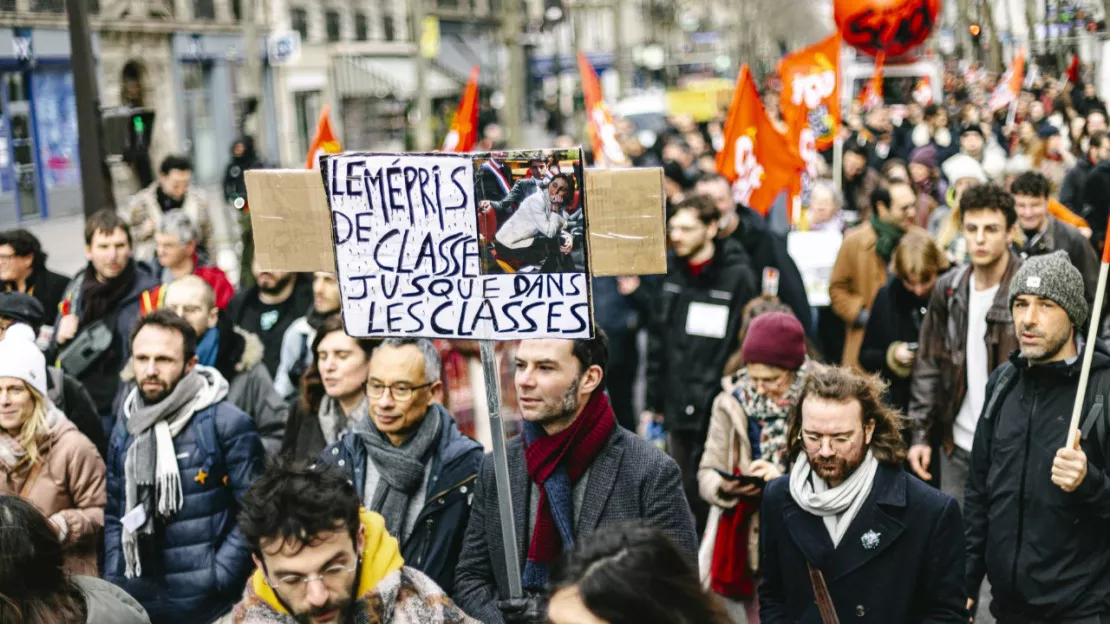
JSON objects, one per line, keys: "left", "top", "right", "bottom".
{"left": 317, "top": 337, "right": 483, "bottom": 595}
{"left": 151, "top": 210, "right": 234, "bottom": 310}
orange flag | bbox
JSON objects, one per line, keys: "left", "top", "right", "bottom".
{"left": 305, "top": 105, "right": 342, "bottom": 169}
{"left": 857, "top": 53, "right": 885, "bottom": 109}
{"left": 717, "top": 64, "right": 805, "bottom": 216}
{"left": 443, "top": 66, "right": 480, "bottom": 152}
{"left": 577, "top": 52, "right": 629, "bottom": 167}
{"left": 989, "top": 49, "right": 1026, "bottom": 112}
{"left": 778, "top": 34, "right": 841, "bottom": 151}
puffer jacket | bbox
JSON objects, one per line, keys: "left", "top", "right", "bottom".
{"left": 74, "top": 575, "right": 152, "bottom": 624}
{"left": 117, "top": 319, "right": 288, "bottom": 456}
{"left": 0, "top": 411, "right": 105, "bottom": 576}
{"left": 908, "top": 253, "right": 1022, "bottom": 448}
{"left": 319, "top": 403, "right": 483, "bottom": 595}
{"left": 645, "top": 237, "right": 758, "bottom": 432}
{"left": 104, "top": 374, "right": 265, "bottom": 624}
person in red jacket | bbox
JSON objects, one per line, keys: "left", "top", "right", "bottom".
{"left": 142, "top": 210, "right": 233, "bottom": 314}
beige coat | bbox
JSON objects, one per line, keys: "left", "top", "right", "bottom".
{"left": 829, "top": 222, "right": 927, "bottom": 368}
{"left": 697, "top": 374, "right": 760, "bottom": 573}
{"left": 0, "top": 416, "right": 106, "bottom": 576}
{"left": 122, "top": 182, "right": 214, "bottom": 262}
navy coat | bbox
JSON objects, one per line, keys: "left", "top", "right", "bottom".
{"left": 319, "top": 403, "right": 483, "bottom": 595}
{"left": 759, "top": 463, "right": 966, "bottom": 623}
{"left": 104, "top": 402, "right": 265, "bottom": 624}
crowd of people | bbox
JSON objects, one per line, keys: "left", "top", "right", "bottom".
{"left": 3, "top": 62, "right": 1110, "bottom": 624}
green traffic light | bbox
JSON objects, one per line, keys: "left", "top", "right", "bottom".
{"left": 132, "top": 116, "right": 144, "bottom": 133}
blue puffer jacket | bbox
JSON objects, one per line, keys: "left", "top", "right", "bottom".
{"left": 104, "top": 401, "right": 265, "bottom": 624}
{"left": 320, "top": 403, "right": 483, "bottom": 595}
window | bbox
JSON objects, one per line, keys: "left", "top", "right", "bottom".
{"left": 231, "top": 0, "right": 241, "bottom": 20}
{"left": 29, "top": 0, "right": 63, "bottom": 12}
{"left": 193, "top": 0, "right": 215, "bottom": 19}
{"left": 0, "top": 0, "right": 16, "bottom": 9}
{"left": 291, "top": 7, "right": 309, "bottom": 41}
{"left": 325, "top": 9, "right": 341, "bottom": 42}
{"left": 355, "top": 12, "right": 369, "bottom": 41}
{"left": 437, "top": 0, "right": 459, "bottom": 8}
{"left": 383, "top": 14, "right": 395, "bottom": 41}
{"left": 89, "top": 0, "right": 99, "bottom": 13}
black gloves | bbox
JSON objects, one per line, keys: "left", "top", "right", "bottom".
{"left": 498, "top": 594, "right": 547, "bottom": 624}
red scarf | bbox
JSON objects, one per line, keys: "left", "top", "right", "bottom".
{"left": 524, "top": 391, "right": 615, "bottom": 564}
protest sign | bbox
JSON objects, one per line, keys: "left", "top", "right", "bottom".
{"left": 321, "top": 148, "right": 592, "bottom": 340}
{"left": 787, "top": 230, "right": 843, "bottom": 307}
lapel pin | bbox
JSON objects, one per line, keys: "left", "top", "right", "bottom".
{"left": 861, "top": 530, "right": 881, "bottom": 550}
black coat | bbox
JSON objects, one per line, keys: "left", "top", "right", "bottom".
{"left": 859, "top": 275, "right": 931, "bottom": 414}
{"left": 5, "top": 266, "right": 71, "bottom": 324}
{"left": 645, "top": 237, "right": 757, "bottom": 432}
{"left": 319, "top": 404, "right": 483, "bottom": 595}
{"left": 473, "top": 160, "right": 514, "bottom": 203}
{"left": 759, "top": 463, "right": 966, "bottom": 623}
{"left": 730, "top": 206, "right": 814, "bottom": 338}
{"left": 1082, "top": 159, "right": 1110, "bottom": 250}
{"left": 966, "top": 344, "right": 1110, "bottom": 620}
{"left": 454, "top": 426, "right": 698, "bottom": 624}
{"left": 1060, "top": 157, "right": 1095, "bottom": 213}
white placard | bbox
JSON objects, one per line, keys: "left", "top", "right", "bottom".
{"left": 323, "top": 152, "right": 592, "bottom": 340}
{"left": 787, "top": 230, "right": 843, "bottom": 308}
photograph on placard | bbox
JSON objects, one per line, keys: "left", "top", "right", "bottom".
{"left": 473, "top": 147, "right": 588, "bottom": 275}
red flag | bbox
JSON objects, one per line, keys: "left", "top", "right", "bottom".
{"left": 717, "top": 64, "right": 805, "bottom": 216}
{"left": 442, "top": 66, "right": 480, "bottom": 152}
{"left": 1067, "top": 54, "right": 1080, "bottom": 84}
{"left": 577, "top": 52, "right": 629, "bottom": 167}
{"left": 778, "top": 34, "right": 841, "bottom": 152}
{"left": 305, "top": 105, "right": 342, "bottom": 169}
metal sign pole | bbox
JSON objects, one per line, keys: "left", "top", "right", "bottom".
{"left": 479, "top": 340, "right": 523, "bottom": 599}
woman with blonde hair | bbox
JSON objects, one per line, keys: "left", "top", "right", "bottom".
{"left": 0, "top": 324, "right": 105, "bottom": 576}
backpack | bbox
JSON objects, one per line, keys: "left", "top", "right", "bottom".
{"left": 981, "top": 361, "right": 1110, "bottom": 466}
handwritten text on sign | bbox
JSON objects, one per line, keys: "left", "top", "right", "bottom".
{"left": 323, "top": 153, "right": 591, "bottom": 340}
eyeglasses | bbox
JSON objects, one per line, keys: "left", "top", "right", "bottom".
{"left": 367, "top": 381, "right": 434, "bottom": 401}
{"left": 264, "top": 561, "right": 358, "bottom": 594}
{"left": 801, "top": 432, "right": 858, "bottom": 450}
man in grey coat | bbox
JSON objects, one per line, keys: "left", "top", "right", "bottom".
{"left": 160, "top": 275, "right": 288, "bottom": 454}
{"left": 454, "top": 331, "right": 697, "bottom": 624}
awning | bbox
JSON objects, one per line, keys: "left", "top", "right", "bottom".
{"left": 437, "top": 36, "right": 499, "bottom": 87}
{"left": 332, "top": 55, "right": 461, "bottom": 100}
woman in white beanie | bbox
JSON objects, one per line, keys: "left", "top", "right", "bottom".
{"left": 0, "top": 323, "right": 105, "bottom": 576}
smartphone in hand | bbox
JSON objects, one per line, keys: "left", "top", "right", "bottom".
{"left": 714, "top": 469, "right": 766, "bottom": 489}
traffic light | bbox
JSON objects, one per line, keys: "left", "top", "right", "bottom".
{"left": 969, "top": 23, "right": 982, "bottom": 46}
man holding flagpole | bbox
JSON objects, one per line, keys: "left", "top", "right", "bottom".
{"left": 965, "top": 249, "right": 1110, "bottom": 621}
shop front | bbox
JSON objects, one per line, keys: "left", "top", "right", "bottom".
{"left": 0, "top": 28, "right": 82, "bottom": 225}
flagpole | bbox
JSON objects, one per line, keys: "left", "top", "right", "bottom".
{"left": 1066, "top": 217, "right": 1110, "bottom": 449}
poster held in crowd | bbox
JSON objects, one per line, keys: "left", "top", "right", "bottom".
{"left": 320, "top": 147, "right": 592, "bottom": 341}
{"left": 787, "top": 230, "right": 843, "bottom": 307}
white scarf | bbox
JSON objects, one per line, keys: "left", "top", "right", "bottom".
{"left": 788, "top": 450, "right": 879, "bottom": 548}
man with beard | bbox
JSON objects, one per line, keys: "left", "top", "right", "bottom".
{"left": 965, "top": 251, "right": 1110, "bottom": 621}
{"left": 123, "top": 155, "right": 215, "bottom": 262}
{"left": 104, "top": 310, "right": 264, "bottom": 623}
{"left": 229, "top": 259, "right": 313, "bottom": 378}
{"left": 53, "top": 210, "right": 160, "bottom": 425}
{"left": 160, "top": 276, "right": 288, "bottom": 455}
{"left": 638, "top": 194, "right": 756, "bottom": 532}
{"left": 233, "top": 461, "right": 478, "bottom": 624}
{"left": 320, "top": 338, "right": 482, "bottom": 595}
{"left": 454, "top": 334, "right": 697, "bottom": 624}
{"left": 759, "top": 366, "right": 965, "bottom": 622}
{"left": 273, "top": 272, "right": 342, "bottom": 400}
{"left": 492, "top": 174, "right": 575, "bottom": 271}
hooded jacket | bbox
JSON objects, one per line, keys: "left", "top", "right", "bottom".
{"left": 74, "top": 575, "right": 152, "bottom": 624}
{"left": 965, "top": 343, "right": 1110, "bottom": 620}
{"left": 104, "top": 367, "right": 265, "bottom": 624}
{"left": 54, "top": 259, "right": 161, "bottom": 414}
{"left": 319, "top": 403, "right": 483, "bottom": 595}
{"left": 223, "top": 137, "right": 265, "bottom": 203}
{"left": 645, "top": 237, "right": 757, "bottom": 432}
{"left": 0, "top": 411, "right": 105, "bottom": 576}
{"left": 231, "top": 509, "right": 478, "bottom": 624}
{"left": 908, "top": 254, "right": 1022, "bottom": 448}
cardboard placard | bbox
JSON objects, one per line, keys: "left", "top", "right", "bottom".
{"left": 320, "top": 148, "right": 593, "bottom": 340}
{"left": 245, "top": 165, "right": 667, "bottom": 278}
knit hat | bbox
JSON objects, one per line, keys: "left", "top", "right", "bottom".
{"left": 960, "top": 124, "right": 985, "bottom": 139}
{"left": 741, "top": 312, "right": 807, "bottom": 371}
{"left": 1008, "top": 250, "right": 1089, "bottom": 328}
{"left": 0, "top": 292, "right": 44, "bottom": 332}
{"left": 1037, "top": 124, "right": 1061, "bottom": 139}
{"left": 0, "top": 324, "right": 47, "bottom": 398}
{"left": 941, "top": 153, "right": 988, "bottom": 185}
{"left": 910, "top": 144, "right": 939, "bottom": 170}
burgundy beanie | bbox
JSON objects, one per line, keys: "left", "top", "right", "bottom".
{"left": 741, "top": 311, "right": 806, "bottom": 370}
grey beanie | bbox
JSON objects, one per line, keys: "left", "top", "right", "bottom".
{"left": 1008, "top": 250, "right": 1089, "bottom": 328}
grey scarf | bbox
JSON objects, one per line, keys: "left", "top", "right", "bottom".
{"left": 122, "top": 367, "right": 226, "bottom": 578}
{"left": 318, "top": 395, "right": 368, "bottom": 446}
{"left": 352, "top": 404, "right": 442, "bottom": 538}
